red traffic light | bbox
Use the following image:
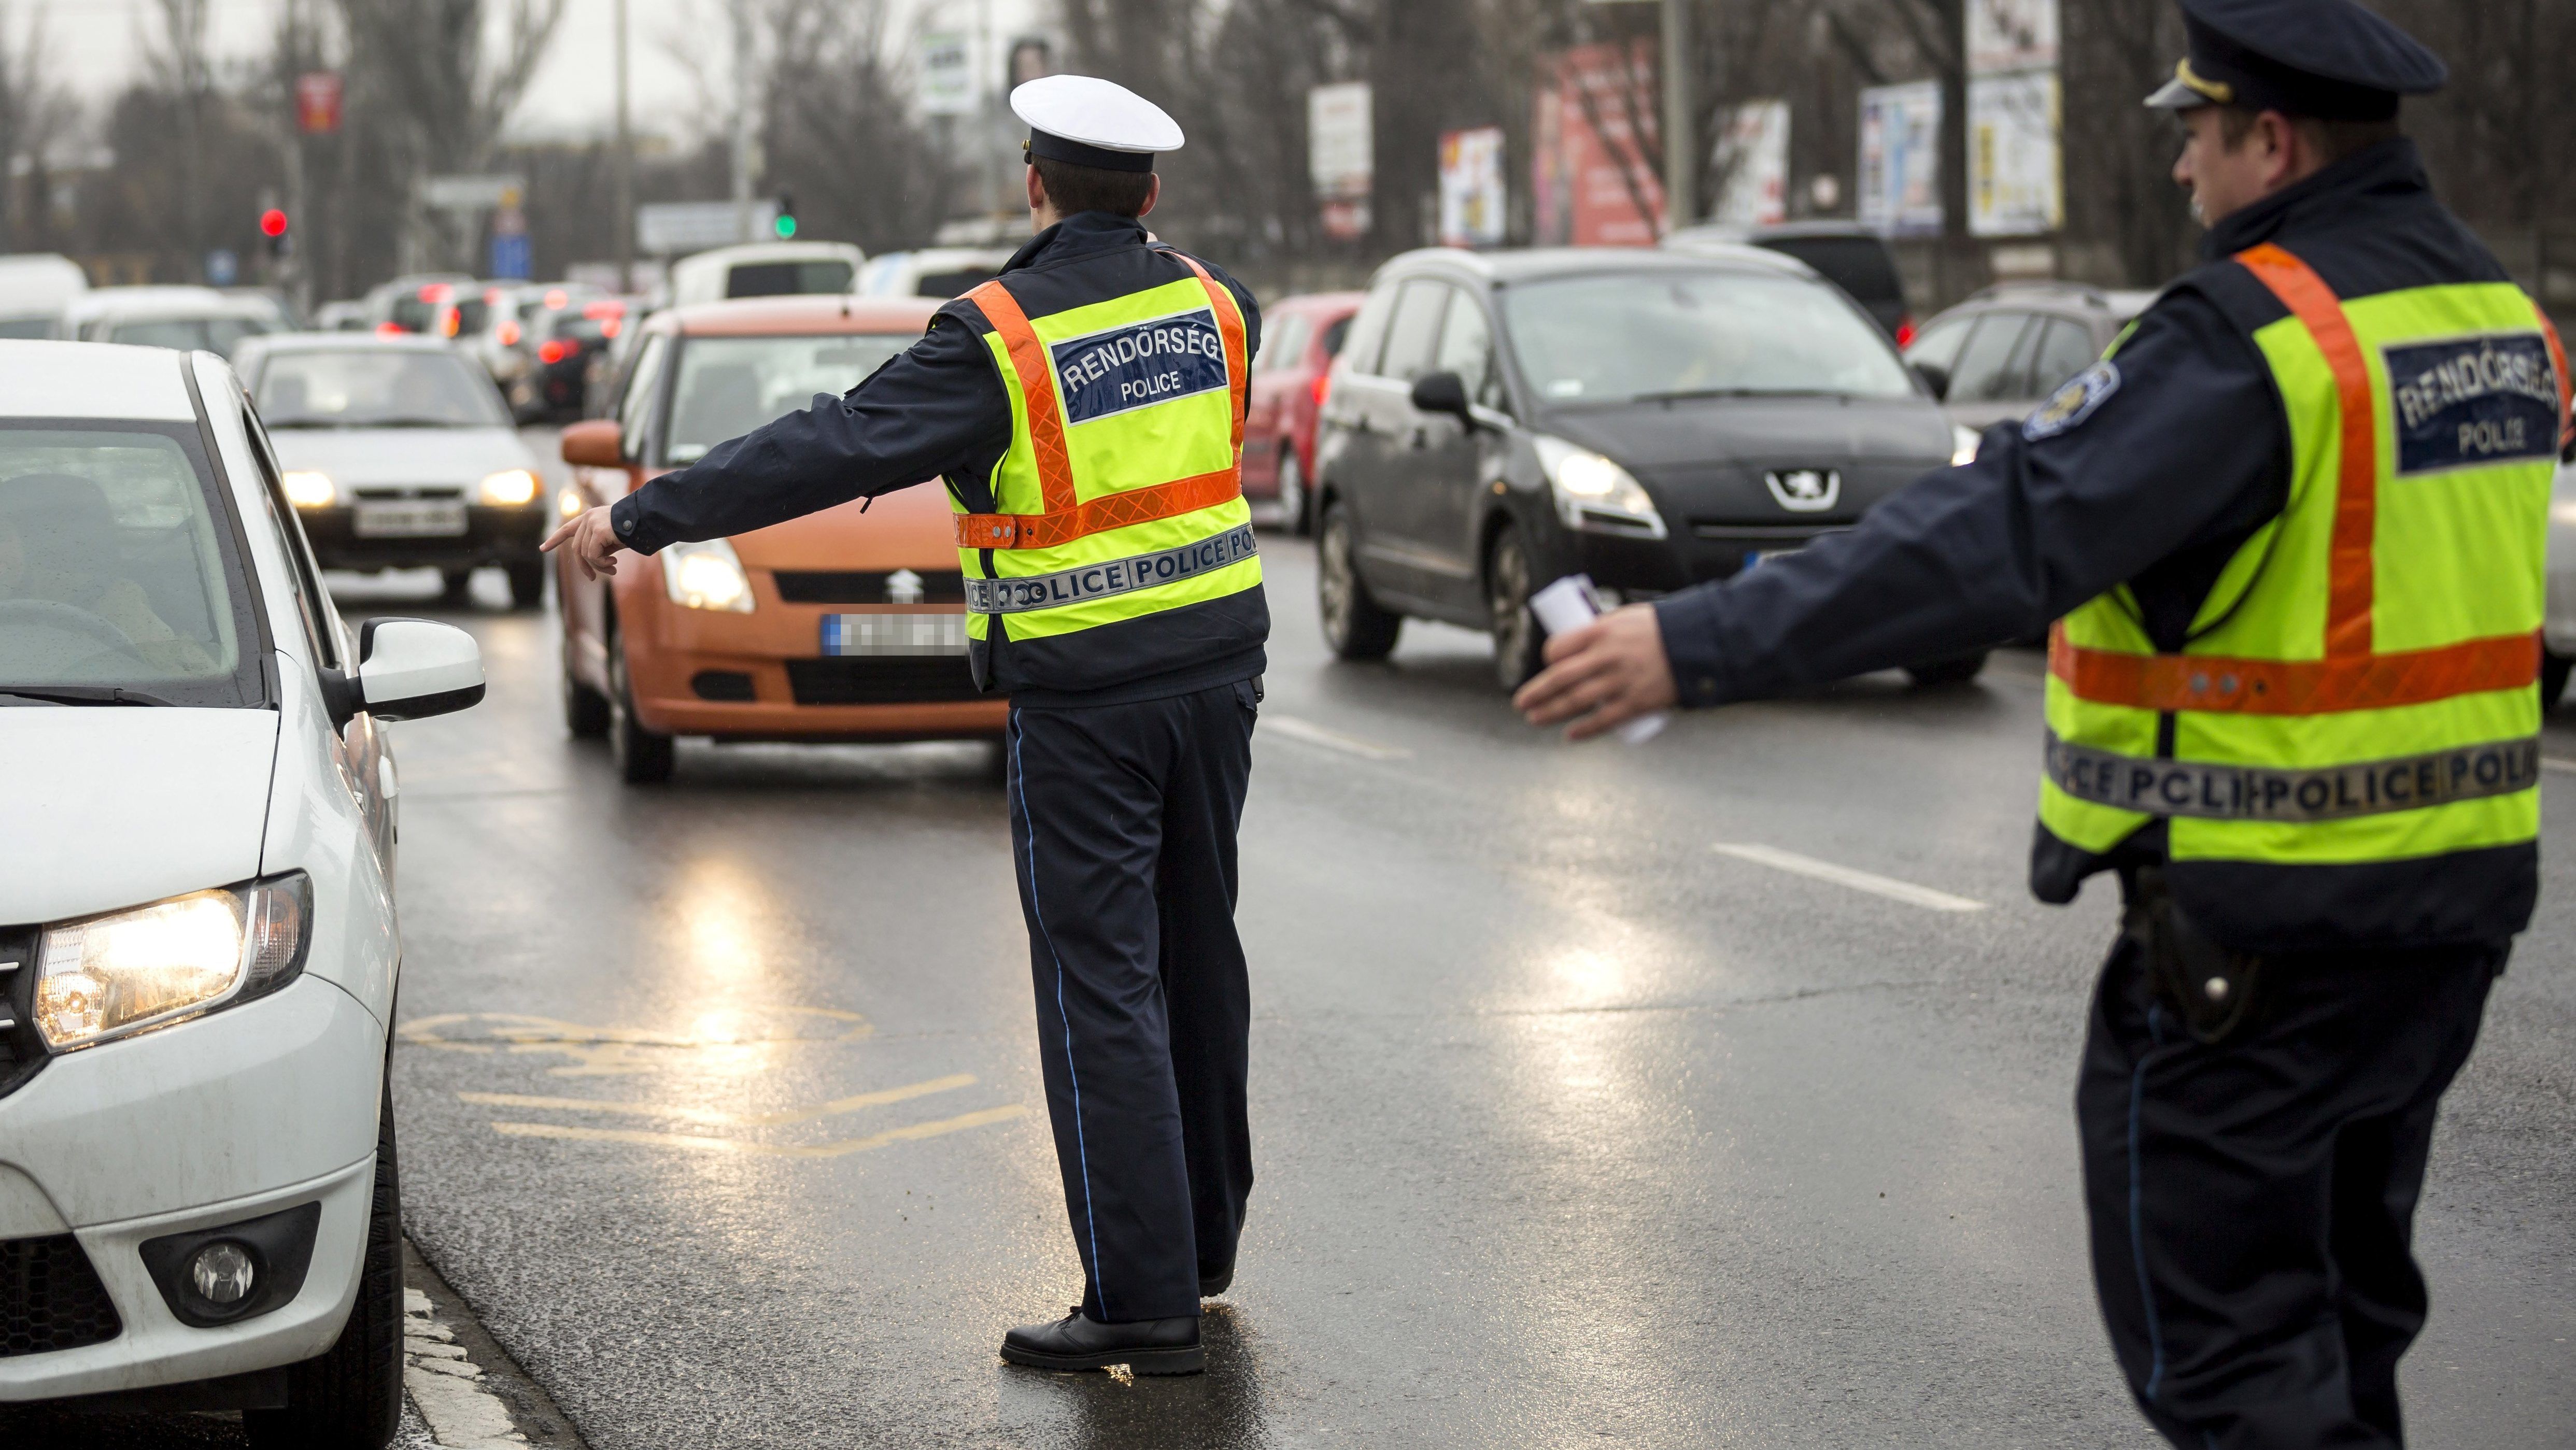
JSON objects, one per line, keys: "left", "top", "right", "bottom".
{"left": 258, "top": 208, "right": 290, "bottom": 239}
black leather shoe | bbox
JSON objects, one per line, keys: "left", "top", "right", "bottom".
{"left": 1199, "top": 1262, "right": 1233, "bottom": 1297}
{"left": 1000, "top": 1308, "right": 1204, "bottom": 1374}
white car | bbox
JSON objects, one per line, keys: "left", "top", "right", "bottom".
{"left": 61, "top": 287, "right": 286, "bottom": 360}
{"left": 0, "top": 341, "right": 483, "bottom": 1445}
{"left": 2546, "top": 452, "right": 2576, "bottom": 707}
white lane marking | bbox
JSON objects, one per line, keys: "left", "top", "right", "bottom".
{"left": 1262, "top": 713, "right": 1413, "bottom": 761}
{"left": 457, "top": 1071, "right": 975, "bottom": 1128}
{"left": 1711, "top": 842, "right": 1987, "bottom": 913}
{"left": 403, "top": 1286, "right": 529, "bottom": 1448}
{"left": 2543, "top": 757, "right": 2576, "bottom": 775}
{"left": 489, "top": 1103, "right": 1028, "bottom": 1158}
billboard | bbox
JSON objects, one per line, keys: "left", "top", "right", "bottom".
{"left": 1309, "top": 82, "right": 1373, "bottom": 241}
{"left": 1439, "top": 127, "right": 1507, "bottom": 248}
{"left": 1858, "top": 81, "right": 1942, "bottom": 237}
{"left": 1969, "top": 69, "right": 2062, "bottom": 236}
{"left": 918, "top": 33, "right": 975, "bottom": 116}
{"left": 1530, "top": 42, "right": 1663, "bottom": 247}
{"left": 1708, "top": 99, "right": 1789, "bottom": 230}
{"left": 1968, "top": 0, "right": 2060, "bottom": 74}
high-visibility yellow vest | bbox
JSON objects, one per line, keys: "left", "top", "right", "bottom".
{"left": 954, "top": 252, "right": 1263, "bottom": 694}
{"left": 2040, "top": 243, "right": 2572, "bottom": 947}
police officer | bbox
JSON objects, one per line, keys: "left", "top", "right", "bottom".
{"left": 546, "top": 76, "right": 1264, "bottom": 1377}
{"left": 1517, "top": 2, "right": 2568, "bottom": 1444}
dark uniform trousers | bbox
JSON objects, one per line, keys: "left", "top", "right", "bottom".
{"left": 2076, "top": 926, "right": 2501, "bottom": 1449}
{"left": 1006, "top": 678, "right": 1259, "bottom": 1324}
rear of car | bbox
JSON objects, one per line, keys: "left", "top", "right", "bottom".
{"left": 1243, "top": 291, "right": 1363, "bottom": 535}
{"left": 523, "top": 297, "right": 625, "bottom": 422}
{"left": 666, "top": 243, "right": 868, "bottom": 308}
{"left": 0, "top": 339, "right": 484, "bottom": 1444}
{"left": 554, "top": 296, "right": 1007, "bottom": 783}
{"left": 1312, "top": 247, "right": 1968, "bottom": 689}
{"left": 235, "top": 335, "right": 553, "bottom": 606}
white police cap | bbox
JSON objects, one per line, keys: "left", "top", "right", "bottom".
{"left": 1011, "top": 75, "right": 1184, "bottom": 175}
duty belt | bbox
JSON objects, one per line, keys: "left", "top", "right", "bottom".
{"left": 965, "top": 523, "right": 1258, "bottom": 615}
{"left": 2044, "top": 730, "right": 2541, "bottom": 822}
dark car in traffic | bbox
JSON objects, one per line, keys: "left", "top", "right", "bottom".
{"left": 1665, "top": 220, "right": 1915, "bottom": 345}
{"left": 1903, "top": 281, "right": 2157, "bottom": 433}
{"left": 1311, "top": 245, "right": 1975, "bottom": 690}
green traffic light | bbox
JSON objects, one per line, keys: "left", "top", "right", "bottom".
{"left": 773, "top": 214, "right": 797, "bottom": 239}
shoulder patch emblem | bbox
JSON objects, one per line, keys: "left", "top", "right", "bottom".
{"left": 2023, "top": 360, "right": 2121, "bottom": 442}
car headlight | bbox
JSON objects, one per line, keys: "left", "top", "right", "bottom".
{"left": 479, "top": 468, "right": 541, "bottom": 506}
{"left": 281, "top": 471, "right": 335, "bottom": 508}
{"left": 556, "top": 487, "right": 585, "bottom": 520}
{"left": 1951, "top": 425, "right": 1981, "bottom": 467}
{"left": 32, "top": 873, "right": 312, "bottom": 1053}
{"left": 1534, "top": 435, "right": 1667, "bottom": 539}
{"left": 663, "top": 537, "right": 754, "bottom": 613}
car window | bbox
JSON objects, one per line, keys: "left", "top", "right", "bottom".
{"left": 1903, "top": 313, "right": 1975, "bottom": 374}
{"left": 1377, "top": 281, "right": 1450, "bottom": 383}
{"left": 1320, "top": 315, "right": 1353, "bottom": 359}
{"left": 912, "top": 268, "right": 996, "bottom": 298}
{"left": 256, "top": 349, "right": 509, "bottom": 429}
{"left": 664, "top": 333, "right": 916, "bottom": 464}
{"left": 2029, "top": 318, "right": 2102, "bottom": 397}
{"left": 1947, "top": 313, "right": 2035, "bottom": 404}
{"left": 0, "top": 422, "right": 264, "bottom": 704}
{"left": 1340, "top": 287, "right": 1397, "bottom": 376}
{"left": 619, "top": 334, "right": 671, "bottom": 462}
{"left": 727, "top": 260, "right": 855, "bottom": 298}
{"left": 1502, "top": 269, "right": 1916, "bottom": 403}
{"left": 1757, "top": 236, "right": 1904, "bottom": 307}
{"left": 239, "top": 408, "right": 339, "bottom": 670}
{"left": 1257, "top": 314, "right": 1311, "bottom": 375}
{"left": 108, "top": 316, "right": 279, "bottom": 359}
{"left": 1433, "top": 294, "right": 1504, "bottom": 411}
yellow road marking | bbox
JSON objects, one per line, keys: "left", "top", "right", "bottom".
{"left": 458, "top": 1072, "right": 977, "bottom": 1128}
{"left": 489, "top": 1104, "right": 1028, "bottom": 1158}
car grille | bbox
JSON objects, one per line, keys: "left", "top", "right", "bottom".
{"left": 1686, "top": 522, "right": 1851, "bottom": 544}
{"left": 350, "top": 486, "right": 466, "bottom": 501}
{"left": 1, "top": 1235, "right": 122, "bottom": 1358}
{"left": 784, "top": 657, "right": 984, "bottom": 706}
{"left": 773, "top": 570, "right": 967, "bottom": 605}
{"left": 0, "top": 927, "right": 43, "bottom": 1103}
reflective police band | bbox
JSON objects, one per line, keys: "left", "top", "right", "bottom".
{"left": 967, "top": 523, "right": 1258, "bottom": 615}
{"left": 2044, "top": 731, "right": 2540, "bottom": 822}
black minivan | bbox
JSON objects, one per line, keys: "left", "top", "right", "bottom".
{"left": 1311, "top": 245, "right": 1976, "bottom": 690}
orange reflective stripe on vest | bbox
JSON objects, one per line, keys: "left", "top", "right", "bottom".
{"left": 958, "top": 254, "right": 1248, "bottom": 550}
{"left": 2051, "top": 243, "right": 2550, "bottom": 716}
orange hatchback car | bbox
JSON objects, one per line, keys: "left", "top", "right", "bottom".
{"left": 554, "top": 295, "right": 1008, "bottom": 781}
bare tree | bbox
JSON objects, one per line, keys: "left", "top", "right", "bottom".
{"left": 757, "top": 0, "right": 957, "bottom": 253}
{"left": 0, "top": 5, "right": 76, "bottom": 253}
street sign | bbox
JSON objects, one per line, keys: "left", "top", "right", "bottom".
{"left": 204, "top": 249, "right": 238, "bottom": 287}
{"left": 295, "top": 71, "right": 342, "bottom": 134}
{"left": 421, "top": 174, "right": 526, "bottom": 210}
{"left": 490, "top": 233, "right": 532, "bottom": 281}
{"left": 636, "top": 200, "right": 779, "bottom": 254}
{"left": 919, "top": 33, "right": 975, "bottom": 116}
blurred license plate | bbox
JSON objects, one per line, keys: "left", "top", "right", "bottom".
{"left": 821, "top": 614, "right": 967, "bottom": 656}
{"left": 353, "top": 501, "right": 467, "bottom": 537}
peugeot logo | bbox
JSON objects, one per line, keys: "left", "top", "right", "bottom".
{"left": 886, "top": 568, "right": 925, "bottom": 605}
{"left": 1764, "top": 468, "right": 1841, "bottom": 513}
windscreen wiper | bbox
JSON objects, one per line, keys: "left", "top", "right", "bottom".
{"left": 0, "top": 686, "right": 177, "bottom": 706}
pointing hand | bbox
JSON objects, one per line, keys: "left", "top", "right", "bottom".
{"left": 541, "top": 505, "right": 623, "bottom": 581}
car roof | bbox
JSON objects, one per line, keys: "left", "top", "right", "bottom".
{"left": 656, "top": 294, "right": 944, "bottom": 337}
{"left": 0, "top": 340, "right": 197, "bottom": 420}
{"left": 1378, "top": 244, "right": 1813, "bottom": 288}
{"left": 238, "top": 330, "right": 462, "bottom": 353}
{"left": 1959, "top": 280, "right": 2159, "bottom": 317}
{"left": 66, "top": 285, "right": 247, "bottom": 319}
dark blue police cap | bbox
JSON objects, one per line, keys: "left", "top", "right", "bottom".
{"left": 2145, "top": 0, "right": 2445, "bottom": 122}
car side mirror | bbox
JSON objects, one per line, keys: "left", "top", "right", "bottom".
{"left": 1410, "top": 369, "right": 1472, "bottom": 421}
{"left": 1911, "top": 361, "right": 1951, "bottom": 402}
{"left": 560, "top": 418, "right": 626, "bottom": 468}
{"left": 322, "top": 618, "right": 485, "bottom": 726}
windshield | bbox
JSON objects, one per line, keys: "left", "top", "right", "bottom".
{"left": 0, "top": 424, "right": 263, "bottom": 704}
{"left": 664, "top": 333, "right": 914, "bottom": 464}
{"left": 0, "top": 317, "right": 52, "bottom": 340}
{"left": 1502, "top": 271, "right": 1916, "bottom": 404}
{"left": 727, "top": 260, "right": 855, "bottom": 298}
{"left": 254, "top": 349, "right": 509, "bottom": 429}
{"left": 109, "top": 316, "right": 278, "bottom": 359}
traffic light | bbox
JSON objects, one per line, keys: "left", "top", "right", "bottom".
{"left": 773, "top": 192, "right": 797, "bottom": 240}
{"left": 258, "top": 207, "right": 290, "bottom": 260}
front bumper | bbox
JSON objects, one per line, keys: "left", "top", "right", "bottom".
{"left": 1570, "top": 521, "right": 1854, "bottom": 594}
{"left": 0, "top": 978, "right": 384, "bottom": 1400}
{"left": 296, "top": 501, "right": 549, "bottom": 572}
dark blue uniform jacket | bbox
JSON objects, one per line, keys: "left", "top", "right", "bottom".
{"left": 609, "top": 211, "right": 1264, "bottom": 706}
{"left": 1649, "top": 139, "right": 2532, "bottom": 939}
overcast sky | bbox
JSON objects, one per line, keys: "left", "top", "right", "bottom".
{"left": 30, "top": 0, "right": 1044, "bottom": 144}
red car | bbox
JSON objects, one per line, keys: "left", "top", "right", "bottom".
{"left": 1241, "top": 290, "right": 1363, "bottom": 535}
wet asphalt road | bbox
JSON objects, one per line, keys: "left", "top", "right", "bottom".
{"left": 21, "top": 441, "right": 2576, "bottom": 1447}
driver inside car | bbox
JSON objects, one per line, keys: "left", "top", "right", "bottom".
{"left": 0, "top": 473, "right": 216, "bottom": 676}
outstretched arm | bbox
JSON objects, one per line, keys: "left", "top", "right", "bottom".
{"left": 545, "top": 306, "right": 1009, "bottom": 580}
{"left": 1518, "top": 289, "right": 2288, "bottom": 738}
